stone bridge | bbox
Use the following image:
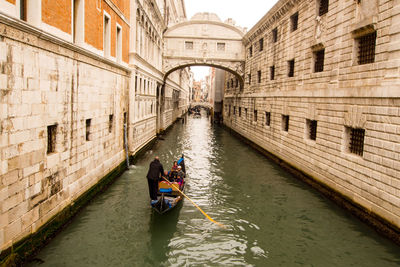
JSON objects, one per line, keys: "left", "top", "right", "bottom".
{"left": 163, "top": 13, "right": 246, "bottom": 87}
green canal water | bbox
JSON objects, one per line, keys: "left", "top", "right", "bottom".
{"left": 28, "top": 116, "right": 400, "bottom": 266}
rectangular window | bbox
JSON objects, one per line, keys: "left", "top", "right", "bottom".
{"left": 257, "top": 70, "right": 262, "bottom": 83}
{"left": 73, "top": 0, "right": 84, "bottom": 44}
{"left": 272, "top": 28, "right": 278, "bottom": 43}
{"left": 347, "top": 127, "right": 365, "bottom": 156}
{"left": 116, "top": 25, "right": 122, "bottom": 62}
{"left": 259, "top": 38, "right": 264, "bottom": 51}
{"left": 282, "top": 115, "right": 289, "bottom": 132}
{"left": 290, "top": 12, "right": 298, "bottom": 32}
{"left": 306, "top": 119, "right": 317, "bottom": 140}
{"left": 234, "top": 106, "right": 236, "bottom": 115}
{"left": 265, "top": 112, "right": 271, "bottom": 126}
{"left": 314, "top": 49, "right": 325, "bottom": 72}
{"left": 357, "top": 32, "right": 376, "bottom": 65}
{"left": 228, "top": 105, "right": 231, "bottom": 116}
{"left": 47, "top": 124, "right": 57, "bottom": 154}
{"left": 270, "top": 65, "right": 275, "bottom": 80}
{"left": 185, "top": 41, "right": 193, "bottom": 50}
{"left": 109, "top": 114, "right": 113, "bottom": 133}
{"left": 239, "top": 107, "right": 242, "bottom": 117}
{"left": 103, "top": 14, "right": 111, "bottom": 57}
{"left": 249, "top": 45, "right": 253, "bottom": 57}
{"left": 235, "top": 78, "right": 239, "bottom": 88}
{"left": 231, "top": 79, "right": 234, "bottom": 88}
{"left": 86, "top": 119, "right": 91, "bottom": 141}
{"left": 217, "top": 42, "right": 225, "bottom": 51}
{"left": 288, "top": 59, "right": 295, "bottom": 77}
{"left": 254, "top": 110, "right": 258, "bottom": 122}
{"left": 319, "top": 0, "right": 329, "bottom": 16}
{"left": 245, "top": 108, "right": 248, "bottom": 119}
{"left": 20, "top": 0, "right": 27, "bottom": 21}
{"left": 227, "top": 81, "right": 230, "bottom": 89}
{"left": 248, "top": 73, "right": 251, "bottom": 84}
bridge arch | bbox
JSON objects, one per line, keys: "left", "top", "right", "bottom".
{"left": 163, "top": 13, "right": 246, "bottom": 87}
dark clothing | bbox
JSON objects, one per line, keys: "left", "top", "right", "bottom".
{"left": 147, "top": 178, "right": 159, "bottom": 200}
{"left": 146, "top": 159, "right": 164, "bottom": 200}
{"left": 146, "top": 159, "right": 164, "bottom": 180}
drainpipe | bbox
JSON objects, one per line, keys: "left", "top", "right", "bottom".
{"left": 124, "top": 122, "right": 129, "bottom": 168}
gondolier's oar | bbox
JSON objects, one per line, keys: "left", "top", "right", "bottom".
{"left": 162, "top": 177, "right": 226, "bottom": 229}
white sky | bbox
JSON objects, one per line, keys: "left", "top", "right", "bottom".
{"left": 184, "top": 0, "right": 279, "bottom": 80}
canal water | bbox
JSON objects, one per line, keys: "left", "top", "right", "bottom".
{"left": 28, "top": 115, "right": 400, "bottom": 266}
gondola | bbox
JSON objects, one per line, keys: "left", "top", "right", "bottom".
{"left": 151, "top": 156, "right": 186, "bottom": 214}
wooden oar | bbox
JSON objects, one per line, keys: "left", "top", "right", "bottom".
{"left": 161, "top": 176, "right": 226, "bottom": 229}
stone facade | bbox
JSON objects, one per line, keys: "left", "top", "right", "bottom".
{"left": 0, "top": 0, "right": 190, "bottom": 257}
{"left": 224, "top": 0, "right": 400, "bottom": 229}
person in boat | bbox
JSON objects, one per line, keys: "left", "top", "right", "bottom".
{"left": 176, "top": 165, "right": 185, "bottom": 187}
{"left": 146, "top": 156, "right": 164, "bottom": 201}
{"left": 169, "top": 161, "right": 179, "bottom": 181}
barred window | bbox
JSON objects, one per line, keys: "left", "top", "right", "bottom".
{"left": 290, "top": 12, "right": 299, "bottom": 32}
{"left": 47, "top": 124, "right": 57, "bottom": 154}
{"left": 270, "top": 66, "right": 275, "bottom": 80}
{"left": 314, "top": 49, "right": 325, "bottom": 72}
{"left": 249, "top": 45, "right": 253, "bottom": 57}
{"left": 248, "top": 73, "right": 251, "bottom": 84}
{"left": 245, "top": 108, "right": 248, "bottom": 119}
{"left": 257, "top": 70, "right": 262, "bottom": 83}
{"left": 348, "top": 127, "right": 365, "bottom": 156}
{"left": 259, "top": 38, "right": 264, "bottom": 51}
{"left": 319, "top": 0, "right": 329, "bottom": 16}
{"left": 265, "top": 112, "right": 271, "bottom": 126}
{"left": 235, "top": 78, "right": 239, "bottom": 88}
{"left": 357, "top": 32, "right": 376, "bottom": 65}
{"left": 231, "top": 79, "right": 234, "bottom": 88}
{"left": 239, "top": 107, "right": 241, "bottom": 117}
{"left": 86, "top": 119, "right": 91, "bottom": 141}
{"left": 272, "top": 28, "right": 278, "bottom": 43}
{"left": 288, "top": 59, "right": 295, "bottom": 77}
{"left": 217, "top": 42, "right": 225, "bottom": 51}
{"left": 282, "top": 115, "right": 289, "bottom": 132}
{"left": 185, "top": 41, "right": 193, "bottom": 50}
{"left": 306, "top": 119, "right": 317, "bottom": 140}
{"left": 254, "top": 110, "right": 258, "bottom": 122}
{"left": 109, "top": 114, "right": 113, "bottom": 133}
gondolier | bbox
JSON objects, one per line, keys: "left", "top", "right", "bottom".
{"left": 146, "top": 156, "right": 164, "bottom": 201}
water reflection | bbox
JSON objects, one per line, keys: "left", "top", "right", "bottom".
{"left": 28, "top": 115, "right": 400, "bottom": 267}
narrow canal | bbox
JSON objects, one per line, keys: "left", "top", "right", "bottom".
{"left": 28, "top": 115, "right": 400, "bottom": 266}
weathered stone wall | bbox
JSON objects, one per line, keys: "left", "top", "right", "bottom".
{"left": 0, "top": 20, "right": 130, "bottom": 252}
{"left": 224, "top": 0, "right": 400, "bottom": 228}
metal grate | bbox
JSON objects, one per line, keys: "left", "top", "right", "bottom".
{"left": 269, "top": 66, "right": 275, "bottom": 80}
{"left": 288, "top": 59, "right": 295, "bottom": 77}
{"left": 349, "top": 128, "right": 365, "bottom": 156}
{"left": 308, "top": 120, "right": 317, "bottom": 140}
{"left": 86, "top": 119, "right": 91, "bottom": 141}
{"left": 47, "top": 124, "right": 57, "bottom": 154}
{"left": 282, "top": 115, "right": 289, "bottom": 132}
{"left": 357, "top": 32, "right": 376, "bottom": 65}
{"left": 319, "top": 0, "right": 329, "bottom": 16}
{"left": 272, "top": 28, "right": 278, "bottom": 43}
{"left": 270, "top": 66, "right": 275, "bottom": 80}
{"left": 109, "top": 114, "right": 113, "bottom": 133}
{"left": 185, "top": 41, "right": 193, "bottom": 50}
{"left": 265, "top": 112, "right": 271, "bottom": 126}
{"left": 291, "top": 12, "right": 298, "bottom": 32}
{"left": 314, "top": 49, "right": 325, "bottom": 72}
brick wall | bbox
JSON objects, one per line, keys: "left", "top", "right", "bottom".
{"left": 42, "top": 0, "right": 72, "bottom": 34}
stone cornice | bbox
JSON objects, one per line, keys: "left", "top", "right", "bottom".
{"left": 243, "top": 0, "right": 297, "bottom": 45}
{"left": 0, "top": 12, "right": 131, "bottom": 75}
